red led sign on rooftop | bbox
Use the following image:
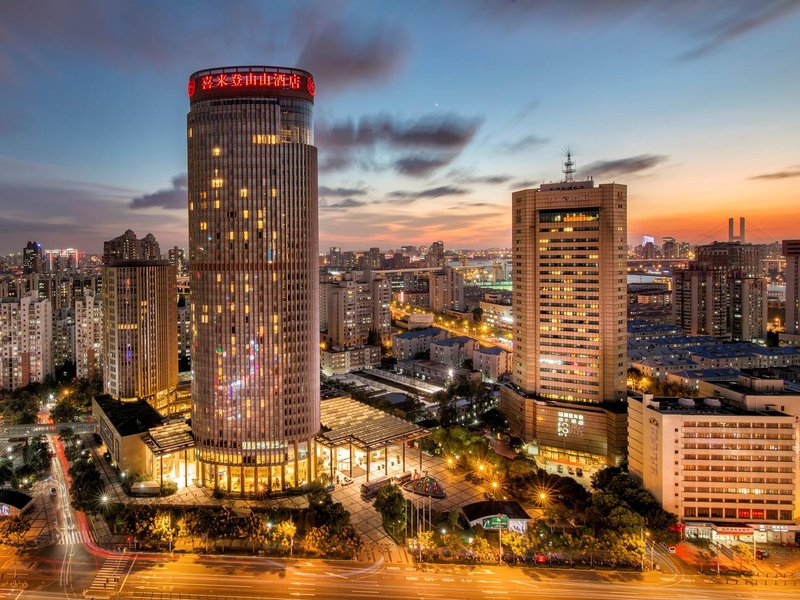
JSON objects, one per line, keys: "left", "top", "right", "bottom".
{"left": 188, "top": 70, "right": 314, "bottom": 100}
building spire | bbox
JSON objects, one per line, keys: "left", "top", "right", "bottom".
{"left": 562, "top": 147, "right": 575, "bottom": 182}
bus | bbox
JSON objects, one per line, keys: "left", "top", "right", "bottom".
{"left": 360, "top": 475, "right": 394, "bottom": 499}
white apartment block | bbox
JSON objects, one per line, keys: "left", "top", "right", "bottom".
{"left": 480, "top": 300, "right": 513, "bottom": 334}
{"left": 628, "top": 393, "right": 798, "bottom": 536}
{"left": 321, "top": 345, "right": 381, "bottom": 376}
{"left": 74, "top": 290, "right": 103, "bottom": 380}
{"left": 473, "top": 346, "right": 512, "bottom": 383}
{"left": 430, "top": 336, "right": 479, "bottom": 368}
{"left": 391, "top": 327, "right": 446, "bottom": 361}
{"left": 0, "top": 296, "right": 52, "bottom": 390}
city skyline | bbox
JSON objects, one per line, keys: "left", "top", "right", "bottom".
{"left": 1, "top": 1, "right": 799, "bottom": 253}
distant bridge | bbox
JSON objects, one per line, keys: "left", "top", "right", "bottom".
{"left": 0, "top": 422, "right": 95, "bottom": 438}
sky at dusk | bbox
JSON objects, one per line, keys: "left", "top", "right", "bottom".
{"left": 1, "top": 0, "right": 799, "bottom": 254}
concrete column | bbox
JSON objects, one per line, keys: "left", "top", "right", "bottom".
{"left": 402, "top": 443, "right": 406, "bottom": 472}
{"left": 366, "top": 450, "right": 371, "bottom": 483}
{"left": 184, "top": 449, "right": 188, "bottom": 488}
{"left": 349, "top": 444, "right": 353, "bottom": 478}
{"left": 329, "top": 446, "right": 334, "bottom": 480}
{"left": 384, "top": 444, "right": 388, "bottom": 473}
{"left": 293, "top": 441, "right": 299, "bottom": 487}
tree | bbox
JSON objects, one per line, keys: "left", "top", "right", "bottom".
{"left": 471, "top": 536, "right": 495, "bottom": 562}
{"left": 472, "top": 307, "right": 483, "bottom": 322}
{"left": 443, "top": 533, "right": 464, "bottom": 557}
{"left": 502, "top": 530, "right": 526, "bottom": 561}
{"left": 1, "top": 391, "right": 39, "bottom": 424}
{"left": 375, "top": 485, "right": 406, "bottom": 537}
{"left": 272, "top": 520, "right": 297, "bottom": 555}
{"left": 480, "top": 408, "right": 507, "bottom": 431}
{"left": 416, "top": 530, "right": 435, "bottom": 558}
{"left": 0, "top": 514, "right": 32, "bottom": 548}
{"left": 366, "top": 328, "right": 381, "bottom": 347}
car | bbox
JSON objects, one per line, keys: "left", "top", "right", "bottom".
{"left": 49, "top": 487, "right": 57, "bottom": 496}
{"left": 567, "top": 467, "right": 575, "bottom": 475}
{"left": 756, "top": 549, "right": 769, "bottom": 559}
{"left": 576, "top": 468, "right": 583, "bottom": 477}
{"left": 667, "top": 545, "right": 677, "bottom": 554}
{"left": 556, "top": 465, "right": 564, "bottom": 474}
{"left": 340, "top": 476, "right": 354, "bottom": 486}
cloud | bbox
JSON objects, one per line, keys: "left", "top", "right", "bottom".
{"left": 389, "top": 186, "right": 471, "bottom": 201}
{"left": 449, "top": 171, "right": 513, "bottom": 185}
{"left": 393, "top": 155, "right": 456, "bottom": 177}
{"left": 0, "top": 174, "right": 185, "bottom": 253}
{"left": 448, "top": 202, "right": 492, "bottom": 209}
{"left": 581, "top": 155, "right": 668, "bottom": 178}
{"left": 463, "top": 1, "right": 800, "bottom": 60}
{"left": 321, "top": 198, "right": 368, "bottom": 211}
{"left": 748, "top": 167, "right": 800, "bottom": 181}
{"left": 317, "top": 113, "right": 482, "bottom": 151}
{"left": 509, "top": 179, "right": 539, "bottom": 189}
{"left": 319, "top": 185, "right": 368, "bottom": 197}
{"left": 130, "top": 173, "right": 187, "bottom": 210}
{"left": 498, "top": 134, "right": 549, "bottom": 153}
{"left": 678, "top": 2, "right": 800, "bottom": 60}
{"left": 297, "top": 21, "right": 409, "bottom": 91}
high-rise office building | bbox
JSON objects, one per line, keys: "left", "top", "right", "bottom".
{"left": 102, "top": 231, "right": 177, "bottom": 411}
{"left": 22, "top": 241, "right": 44, "bottom": 275}
{"left": 187, "top": 66, "right": 319, "bottom": 494}
{"left": 499, "top": 163, "right": 627, "bottom": 466}
{"left": 783, "top": 240, "right": 800, "bottom": 338}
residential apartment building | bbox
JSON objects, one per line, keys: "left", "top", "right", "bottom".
{"left": 0, "top": 296, "right": 52, "bottom": 390}
{"left": 74, "top": 289, "right": 102, "bottom": 380}
{"left": 391, "top": 327, "right": 447, "bottom": 361}
{"left": 430, "top": 336, "right": 479, "bottom": 368}
{"left": 473, "top": 346, "right": 512, "bottom": 382}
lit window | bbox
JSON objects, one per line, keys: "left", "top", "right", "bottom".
{"left": 242, "top": 210, "right": 249, "bottom": 218}
{"left": 200, "top": 222, "right": 208, "bottom": 231}
{"left": 240, "top": 188, "right": 248, "bottom": 198}
{"left": 211, "top": 178, "right": 223, "bottom": 188}
{"left": 212, "top": 147, "right": 221, "bottom": 156}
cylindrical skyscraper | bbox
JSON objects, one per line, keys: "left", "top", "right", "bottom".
{"left": 187, "top": 66, "right": 319, "bottom": 495}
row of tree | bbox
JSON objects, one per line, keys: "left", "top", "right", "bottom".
{"left": 106, "top": 488, "right": 362, "bottom": 558}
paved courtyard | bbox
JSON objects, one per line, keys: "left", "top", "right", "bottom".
{"left": 331, "top": 449, "right": 487, "bottom": 562}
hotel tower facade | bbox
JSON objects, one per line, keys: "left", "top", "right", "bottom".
{"left": 500, "top": 159, "right": 628, "bottom": 466}
{"left": 187, "top": 66, "right": 320, "bottom": 494}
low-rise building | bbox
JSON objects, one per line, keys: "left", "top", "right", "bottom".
{"left": 321, "top": 345, "right": 381, "bottom": 376}
{"left": 430, "top": 336, "right": 479, "bottom": 368}
{"left": 473, "top": 346, "right": 511, "bottom": 382}
{"left": 628, "top": 393, "right": 798, "bottom": 538}
{"left": 480, "top": 300, "right": 513, "bottom": 334}
{"left": 397, "top": 359, "right": 481, "bottom": 387}
{"left": 391, "top": 327, "right": 446, "bottom": 361}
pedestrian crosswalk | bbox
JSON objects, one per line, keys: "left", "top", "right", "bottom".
{"left": 83, "top": 556, "right": 130, "bottom": 599}
{"left": 57, "top": 528, "right": 91, "bottom": 545}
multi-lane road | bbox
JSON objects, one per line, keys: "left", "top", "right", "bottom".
{"left": 6, "top": 550, "right": 800, "bottom": 600}
{"left": 1, "top": 433, "right": 798, "bottom": 599}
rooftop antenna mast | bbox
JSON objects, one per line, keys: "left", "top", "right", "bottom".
{"left": 562, "top": 146, "right": 575, "bottom": 182}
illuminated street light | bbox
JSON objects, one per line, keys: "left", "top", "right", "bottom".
{"left": 101, "top": 495, "right": 108, "bottom": 503}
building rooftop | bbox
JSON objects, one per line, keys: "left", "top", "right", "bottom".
{"left": 393, "top": 327, "right": 442, "bottom": 340}
{"left": 631, "top": 393, "right": 790, "bottom": 417}
{"left": 142, "top": 420, "right": 195, "bottom": 456}
{"left": 318, "top": 395, "right": 428, "bottom": 450}
{"left": 672, "top": 368, "right": 742, "bottom": 380}
{"left": 94, "top": 395, "right": 163, "bottom": 437}
{"left": 475, "top": 346, "right": 508, "bottom": 356}
{"left": 432, "top": 336, "right": 474, "bottom": 347}
{"left": 462, "top": 500, "right": 531, "bottom": 522}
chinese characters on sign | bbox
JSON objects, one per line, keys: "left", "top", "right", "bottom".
{"left": 556, "top": 411, "right": 584, "bottom": 438}
{"left": 190, "top": 71, "right": 312, "bottom": 97}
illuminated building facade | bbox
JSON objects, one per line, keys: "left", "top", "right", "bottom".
{"left": 102, "top": 230, "right": 177, "bottom": 410}
{"left": 0, "top": 296, "right": 52, "bottom": 390}
{"left": 187, "top": 66, "right": 319, "bottom": 495}
{"left": 782, "top": 240, "right": 800, "bottom": 340}
{"left": 500, "top": 167, "right": 627, "bottom": 466}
